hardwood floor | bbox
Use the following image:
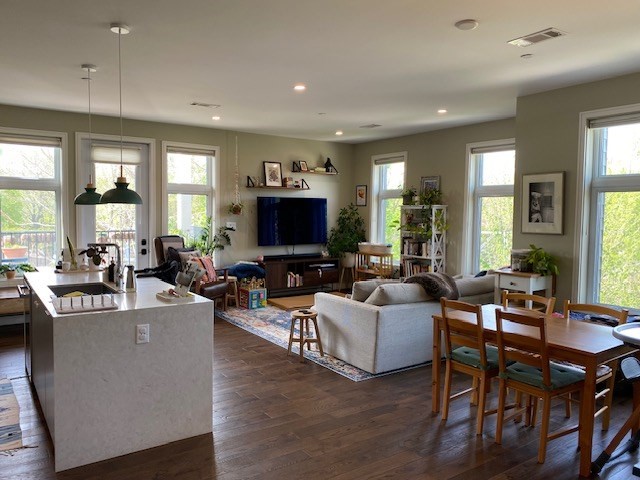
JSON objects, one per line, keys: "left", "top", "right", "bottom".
{"left": 0, "top": 319, "right": 638, "bottom": 479}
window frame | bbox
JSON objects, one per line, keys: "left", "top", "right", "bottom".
{"left": 462, "top": 139, "right": 515, "bottom": 275}
{"left": 370, "top": 152, "right": 406, "bottom": 248}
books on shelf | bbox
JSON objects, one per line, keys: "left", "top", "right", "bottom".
{"left": 402, "top": 238, "right": 430, "bottom": 257}
{"left": 402, "top": 259, "right": 432, "bottom": 277}
{"left": 286, "top": 271, "right": 304, "bottom": 287}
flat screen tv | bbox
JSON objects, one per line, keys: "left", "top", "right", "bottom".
{"left": 257, "top": 196, "right": 327, "bottom": 247}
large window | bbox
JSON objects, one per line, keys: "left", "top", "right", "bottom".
{"left": 0, "top": 129, "right": 66, "bottom": 268}
{"left": 371, "top": 153, "right": 406, "bottom": 260}
{"left": 463, "top": 140, "right": 515, "bottom": 273}
{"left": 163, "top": 143, "right": 216, "bottom": 244}
{"left": 582, "top": 112, "right": 640, "bottom": 308}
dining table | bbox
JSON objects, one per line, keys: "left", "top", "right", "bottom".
{"left": 431, "top": 303, "right": 637, "bottom": 478}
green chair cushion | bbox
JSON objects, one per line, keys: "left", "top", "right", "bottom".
{"left": 500, "top": 361, "right": 585, "bottom": 391}
{"left": 450, "top": 345, "right": 500, "bottom": 370}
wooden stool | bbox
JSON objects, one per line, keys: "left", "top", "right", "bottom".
{"left": 225, "top": 276, "right": 238, "bottom": 309}
{"left": 288, "top": 309, "right": 324, "bottom": 363}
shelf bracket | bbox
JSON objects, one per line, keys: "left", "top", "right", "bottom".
{"left": 246, "top": 176, "right": 255, "bottom": 187}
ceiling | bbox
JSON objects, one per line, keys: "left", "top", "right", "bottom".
{"left": 2, "top": 1, "right": 640, "bottom": 144}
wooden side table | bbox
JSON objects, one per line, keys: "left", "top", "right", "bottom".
{"left": 224, "top": 276, "right": 238, "bottom": 309}
{"left": 494, "top": 269, "right": 554, "bottom": 306}
{"left": 288, "top": 309, "right": 324, "bottom": 363}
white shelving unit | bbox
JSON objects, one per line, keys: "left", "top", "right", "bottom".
{"left": 400, "top": 204, "right": 447, "bottom": 276}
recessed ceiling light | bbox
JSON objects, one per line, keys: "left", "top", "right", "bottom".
{"left": 211, "top": 116, "right": 221, "bottom": 121}
{"left": 521, "top": 54, "right": 534, "bottom": 59}
{"left": 437, "top": 109, "right": 447, "bottom": 114}
{"left": 335, "top": 130, "right": 343, "bottom": 136}
{"left": 293, "top": 84, "right": 306, "bottom": 92}
{"left": 454, "top": 19, "right": 478, "bottom": 31}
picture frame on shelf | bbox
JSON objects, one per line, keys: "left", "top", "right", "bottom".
{"left": 355, "top": 184, "right": 367, "bottom": 206}
{"left": 521, "top": 171, "right": 564, "bottom": 234}
{"left": 263, "top": 161, "right": 283, "bottom": 187}
{"left": 420, "top": 175, "right": 440, "bottom": 194}
{"left": 299, "top": 160, "right": 309, "bottom": 172}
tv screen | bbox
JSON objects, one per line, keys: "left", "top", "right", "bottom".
{"left": 257, "top": 197, "right": 327, "bottom": 246}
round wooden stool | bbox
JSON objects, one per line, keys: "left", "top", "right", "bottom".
{"left": 225, "top": 276, "right": 238, "bottom": 309}
{"left": 288, "top": 309, "right": 324, "bottom": 363}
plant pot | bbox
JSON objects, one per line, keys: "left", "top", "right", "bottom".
{"left": 5, "top": 270, "right": 16, "bottom": 280}
{"left": 2, "top": 246, "right": 27, "bottom": 259}
{"left": 229, "top": 203, "right": 243, "bottom": 215}
{"left": 402, "top": 195, "right": 414, "bottom": 206}
{"left": 341, "top": 252, "right": 356, "bottom": 268}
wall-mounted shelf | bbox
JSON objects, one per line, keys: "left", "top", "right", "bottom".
{"left": 292, "top": 161, "right": 338, "bottom": 175}
{"left": 246, "top": 176, "right": 310, "bottom": 190}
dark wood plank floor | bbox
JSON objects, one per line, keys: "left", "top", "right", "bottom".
{"left": 0, "top": 319, "right": 638, "bottom": 479}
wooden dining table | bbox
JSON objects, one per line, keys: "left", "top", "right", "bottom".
{"left": 431, "top": 303, "right": 637, "bottom": 478}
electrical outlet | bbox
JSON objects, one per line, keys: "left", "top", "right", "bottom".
{"left": 226, "top": 221, "right": 236, "bottom": 231}
{"left": 136, "top": 324, "right": 149, "bottom": 344}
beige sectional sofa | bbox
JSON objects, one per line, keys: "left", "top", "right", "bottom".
{"left": 313, "top": 274, "right": 495, "bottom": 374}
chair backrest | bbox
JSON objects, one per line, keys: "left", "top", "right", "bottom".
{"left": 154, "top": 235, "right": 185, "bottom": 265}
{"left": 440, "top": 298, "right": 488, "bottom": 367}
{"left": 563, "top": 300, "right": 629, "bottom": 326}
{"left": 495, "top": 308, "right": 553, "bottom": 389}
{"left": 502, "top": 290, "right": 556, "bottom": 315}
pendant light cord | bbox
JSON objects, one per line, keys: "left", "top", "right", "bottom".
{"left": 118, "top": 27, "right": 124, "bottom": 179}
{"left": 87, "top": 68, "right": 93, "bottom": 184}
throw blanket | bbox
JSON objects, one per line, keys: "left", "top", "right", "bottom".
{"left": 404, "top": 272, "right": 459, "bottom": 300}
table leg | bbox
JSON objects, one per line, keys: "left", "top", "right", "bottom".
{"left": 578, "top": 360, "right": 597, "bottom": 477}
{"left": 432, "top": 317, "right": 441, "bottom": 414}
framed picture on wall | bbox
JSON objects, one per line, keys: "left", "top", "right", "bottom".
{"left": 521, "top": 171, "right": 564, "bottom": 234}
{"left": 356, "top": 184, "right": 367, "bottom": 206}
{"left": 420, "top": 175, "right": 440, "bottom": 193}
{"left": 263, "top": 161, "right": 283, "bottom": 187}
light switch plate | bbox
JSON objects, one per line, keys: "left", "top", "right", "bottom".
{"left": 226, "top": 221, "right": 236, "bottom": 231}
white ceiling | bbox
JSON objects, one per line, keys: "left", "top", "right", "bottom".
{"left": 2, "top": 1, "right": 640, "bottom": 144}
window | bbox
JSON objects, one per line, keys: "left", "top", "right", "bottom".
{"left": 371, "top": 152, "right": 406, "bottom": 261}
{"left": 463, "top": 140, "right": 515, "bottom": 273}
{"left": 163, "top": 143, "right": 217, "bottom": 243}
{"left": 581, "top": 110, "right": 640, "bottom": 308}
{"left": 0, "top": 129, "right": 66, "bottom": 268}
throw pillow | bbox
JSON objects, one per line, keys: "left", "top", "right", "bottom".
{"left": 166, "top": 246, "right": 196, "bottom": 268}
{"left": 364, "top": 283, "right": 432, "bottom": 306}
{"left": 351, "top": 279, "right": 400, "bottom": 302}
{"left": 190, "top": 256, "right": 218, "bottom": 283}
{"left": 403, "top": 272, "right": 459, "bottom": 300}
{"left": 178, "top": 249, "right": 201, "bottom": 269}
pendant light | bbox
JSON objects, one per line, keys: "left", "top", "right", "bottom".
{"left": 74, "top": 64, "right": 103, "bottom": 205}
{"left": 100, "top": 23, "right": 143, "bottom": 205}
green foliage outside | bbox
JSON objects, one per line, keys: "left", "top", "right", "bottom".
{"left": 479, "top": 196, "right": 513, "bottom": 271}
{"left": 383, "top": 198, "right": 402, "bottom": 260}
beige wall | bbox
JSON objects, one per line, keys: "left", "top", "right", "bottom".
{"left": 353, "top": 119, "right": 516, "bottom": 274}
{"left": 0, "top": 104, "right": 353, "bottom": 266}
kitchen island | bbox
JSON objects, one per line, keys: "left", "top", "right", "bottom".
{"left": 25, "top": 269, "right": 214, "bottom": 472}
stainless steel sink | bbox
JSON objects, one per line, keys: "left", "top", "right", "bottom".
{"left": 48, "top": 283, "right": 120, "bottom": 297}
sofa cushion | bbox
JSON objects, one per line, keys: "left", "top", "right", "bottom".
{"left": 364, "top": 283, "right": 431, "bottom": 306}
{"left": 404, "top": 272, "right": 459, "bottom": 300}
{"left": 351, "top": 279, "right": 399, "bottom": 302}
{"left": 455, "top": 274, "right": 495, "bottom": 298}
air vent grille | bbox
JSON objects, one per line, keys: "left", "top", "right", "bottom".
{"left": 508, "top": 27, "right": 566, "bottom": 47}
{"left": 190, "top": 102, "right": 221, "bottom": 108}
{"left": 360, "top": 123, "right": 382, "bottom": 129}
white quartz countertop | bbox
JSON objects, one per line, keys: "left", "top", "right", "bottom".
{"left": 25, "top": 268, "right": 211, "bottom": 318}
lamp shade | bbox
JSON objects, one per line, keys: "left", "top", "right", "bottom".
{"left": 74, "top": 184, "right": 102, "bottom": 205}
{"left": 99, "top": 176, "right": 142, "bottom": 204}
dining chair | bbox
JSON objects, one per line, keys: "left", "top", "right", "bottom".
{"left": 494, "top": 307, "right": 585, "bottom": 464}
{"left": 501, "top": 290, "right": 556, "bottom": 315}
{"left": 563, "top": 300, "right": 629, "bottom": 430}
{"left": 440, "top": 298, "right": 500, "bottom": 435}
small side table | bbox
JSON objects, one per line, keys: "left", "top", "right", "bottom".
{"left": 494, "top": 269, "right": 554, "bottom": 306}
{"left": 225, "top": 276, "right": 238, "bottom": 309}
{"left": 288, "top": 309, "right": 324, "bottom": 363}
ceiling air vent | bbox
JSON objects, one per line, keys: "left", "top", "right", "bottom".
{"left": 508, "top": 27, "right": 566, "bottom": 47}
{"left": 190, "top": 102, "right": 221, "bottom": 108}
{"left": 359, "top": 123, "right": 382, "bottom": 129}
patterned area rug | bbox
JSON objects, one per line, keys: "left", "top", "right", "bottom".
{"left": 0, "top": 378, "right": 22, "bottom": 452}
{"left": 217, "top": 306, "right": 424, "bottom": 381}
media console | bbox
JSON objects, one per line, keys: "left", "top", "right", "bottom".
{"left": 263, "top": 255, "right": 339, "bottom": 297}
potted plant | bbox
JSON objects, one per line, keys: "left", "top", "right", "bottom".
{"left": 228, "top": 202, "right": 243, "bottom": 215}
{"left": 524, "top": 244, "right": 559, "bottom": 276}
{"left": 326, "top": 204, "right": 366, "bottom": 267}
{"left": 419, "top": 187, "right": 443, "bottom": 207}
{"left": 401, "top": 186, "right": 417, "bottom": 205}
{"left": 190, "top": 217, "right": 233, "bottom": 255}
{"left": 16, "top": 263, "right": 36, "bottom": 274}
{"left": 1, "top": 243, "right": 28, "bottom": 259}
{"left": 0, "top": 264, "right": 16, "bottom": 279}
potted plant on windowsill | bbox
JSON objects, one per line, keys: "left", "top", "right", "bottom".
{"left": 326, "top": 204, "right": 366, "bottom": 268}
{"left": 0, "top": 264, "right": 17, "bottom": 280}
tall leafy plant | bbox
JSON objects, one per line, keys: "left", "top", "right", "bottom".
{"left": 525, "top": 244, "right": 559, "bottom": 276}
{"left": 326, "top": 204, "right": 366, "bottom": 257}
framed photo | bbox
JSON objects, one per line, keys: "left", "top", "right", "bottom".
{"left": 355, "top": 184, "right": 367, "bottom": 206}
{"left": 521, "top": 172, "right": 564, "bottom": 234}
{"left": 263, "top": 161, "right": 283, "bottom": 187}
{"left": 299, "top": 160, "right": 309, "bottom": 172}
{"left": 421, "top": 175, "right": 440, "bottom": 193}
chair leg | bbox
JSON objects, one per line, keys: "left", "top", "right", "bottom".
{"left": 602, "top": 361, "right": 619, "bottom": 431}
{"left": 565, "top": 393, "right": 572, "bottom": 418}
{"left": 442, "top": 360, "right": 453, "bottom": 421}
{"left": 471, "top": 377, "right": 479, "bottom": 405}
{"left": 476, "top": 375, "right": 487, "bottom": 436}
{"left": 538, "top": 396, "right": 552, "bottom": 464}
{"left": 495, "top": 379, "right": 508, "bottom": 445}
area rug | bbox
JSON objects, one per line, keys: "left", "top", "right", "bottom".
{"left": 0, "top": 377, "right": 22, "bottom": 452}
{"left": 217, "top": 306, "right": 426, "bottom": 382}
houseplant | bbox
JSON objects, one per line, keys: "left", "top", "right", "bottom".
{"left": 524, "top": 244, "right": 559, "bottom": 276}
{"left": 401, "top": 186, "right": 417, "bottom": 205}
{"left": 190, "top": 217, "right": 233, "bottom": 255}
{"left": 326, "top": 204, "right": 366, "bottom": 267}
{"left": 0, "top": 264, "right": 16, "bottom": 279}
{"left": 419, "top": 187, "right": 443, "bottom": 207}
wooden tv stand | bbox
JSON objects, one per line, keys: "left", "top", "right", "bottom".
{"left": 263, "top": 255, "right": 339, "bottom": 297}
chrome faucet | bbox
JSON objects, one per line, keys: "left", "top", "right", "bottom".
{"left": 88, "top": 242, "right": 122, "bottom": 287}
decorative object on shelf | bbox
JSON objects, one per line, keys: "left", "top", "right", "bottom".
{"left": 299, "top": 160, "right": 309, "bottom": 171}
{"left": 401, "top": 186, "right": 417, "bottom": 205}
{"left": 74, "top": 64, "right": 103, "bottom": 205}
{"left": 263, "top": 161, "right": 283, "bottom": 187}
{"left": 524, "top": 244, "right": 559, "bottom": 276}
{"left": 419, "top": 187, "right": 443, "bottom": 207}
{"left": 100, "top": 23, "right": 143, "bottom": 205}
{"left": 420, "top": 175, "right": 440, "bottom": 194}
{"left": 229, "top": 135, "right": 243, "bottom": 215}
{"left": 78, "top": 246, "right": 107, "bottom": 269}
{"left": 326, "top": 203, "right": 367, "bottom": 260}
{"left": 355, "top": 184, "right": 367, "bottom": 206}
{"left": 521, "top": 171, "right": 564, "bottom": 234}
{"left": 399, "top": 205, "right": 447, "bottom": 275}
{"left": 324, "top": 157, "right": 338, "bottom": 173}
{"left": 66, "top": 236, "right": 78, "bottom": 270}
